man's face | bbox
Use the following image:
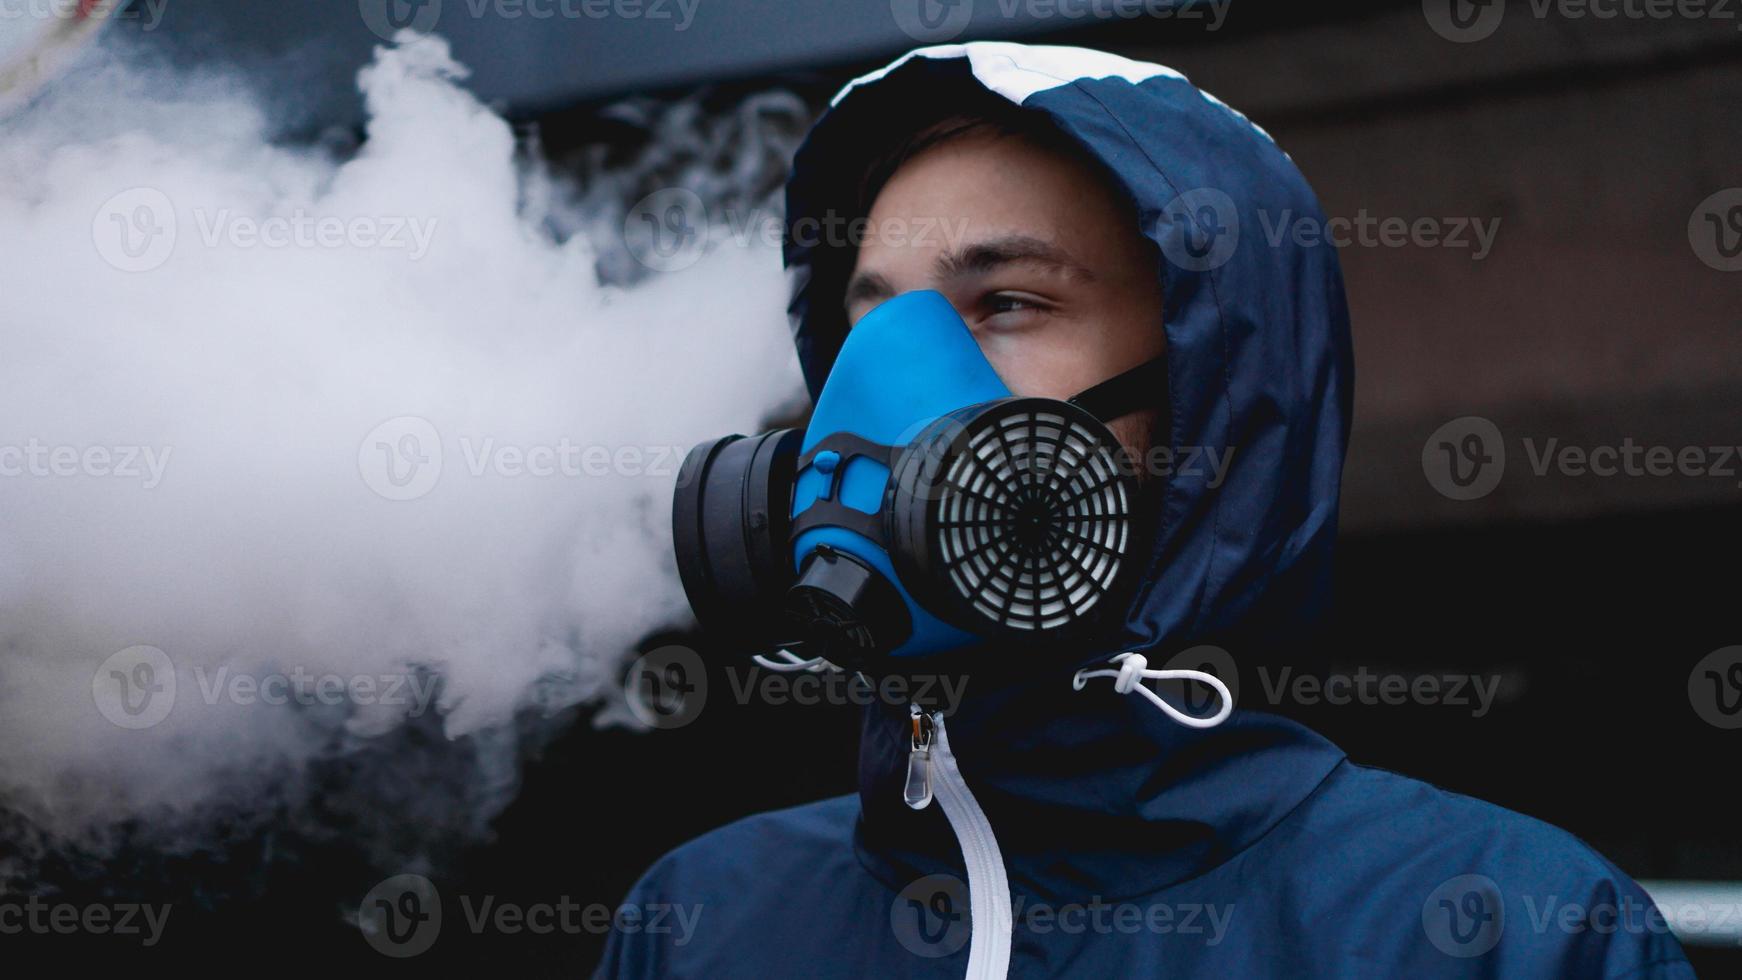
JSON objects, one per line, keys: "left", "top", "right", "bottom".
{"left": 845, "top": 128, "right": 1166, "bottom": 462}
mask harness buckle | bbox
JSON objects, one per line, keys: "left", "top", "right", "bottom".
{"left": 1065, "top": 353, "right": 1169, "bottom": 423}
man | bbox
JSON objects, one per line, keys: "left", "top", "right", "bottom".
{"left": 601, "top": 43, "right": 1691, "bottom": 978}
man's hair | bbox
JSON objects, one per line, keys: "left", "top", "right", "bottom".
{"left": 853, "top": 89, "right": 1116, "bottom": 222}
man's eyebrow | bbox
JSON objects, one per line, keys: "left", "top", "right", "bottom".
{"left": 842, "top": 235, "right": 1094, "bottom": 318}
{"left": 935, "top": 234, "right": 1097, "bottom": 283}
{"left": 843, "top": 270, "right": 895, "bottom": 312}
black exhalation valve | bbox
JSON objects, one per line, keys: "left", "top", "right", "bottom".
{"left": 783, "top": 545, "right": 913, "bottom": 667}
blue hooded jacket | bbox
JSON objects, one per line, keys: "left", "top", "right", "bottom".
{"left": 600, "top": 43, "right": 1693, "bottom": 979}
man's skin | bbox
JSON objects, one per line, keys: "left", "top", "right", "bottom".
{"left": 844, "top": 128, "right": 1167, "bottom": 465}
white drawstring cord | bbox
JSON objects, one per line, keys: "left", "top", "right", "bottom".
{"left": 1072, "top": 651, "right": 1233, "bottom": 729}
{"left": 751, "top": 648, "right": 842, "bottom": 673}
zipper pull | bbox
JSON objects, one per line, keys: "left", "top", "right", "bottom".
{"left": 903, "top": 703, "right": 934, "bottom": 810}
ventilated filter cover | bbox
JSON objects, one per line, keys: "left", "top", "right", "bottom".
{"left": 891, "top": 399, "right": 1134, "bottom": 636}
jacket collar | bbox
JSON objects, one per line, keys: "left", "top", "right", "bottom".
{"left": 851, "top": 664, "right": 1346, "bottom": 903}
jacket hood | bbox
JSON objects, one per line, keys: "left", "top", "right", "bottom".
{"left": 781, "top": 43, "right": 1354, "bottom": 901}
{"left": 784, "top": 43, "right": 1353, "bottom": 665}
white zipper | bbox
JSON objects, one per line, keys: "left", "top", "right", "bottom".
{"left": 906, "top": 704, "right": 1013, "bottom": 980}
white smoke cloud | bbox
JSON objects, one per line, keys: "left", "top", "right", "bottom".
{"left": 0, "top": 31, "right": 804, "bottom": 881}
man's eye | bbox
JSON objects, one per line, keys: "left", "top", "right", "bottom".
{"left": 985, "top": 292, "right": 1045, "bottom": 317}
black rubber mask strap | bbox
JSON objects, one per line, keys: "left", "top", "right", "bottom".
{"left": 1065, "top": 354, "right": 1168, "bottom": 423}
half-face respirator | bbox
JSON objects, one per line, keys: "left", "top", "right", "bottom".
{"left": 672, "top": 291, "right": 1163, "bottom": 670}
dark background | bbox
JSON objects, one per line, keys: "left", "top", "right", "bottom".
{"left": 7, "top": 0, "right": 1739, "bottom": 974}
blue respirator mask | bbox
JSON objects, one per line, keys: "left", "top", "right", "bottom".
{"left": 672, "top": 291, "right": 1165, "bottom": 670}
